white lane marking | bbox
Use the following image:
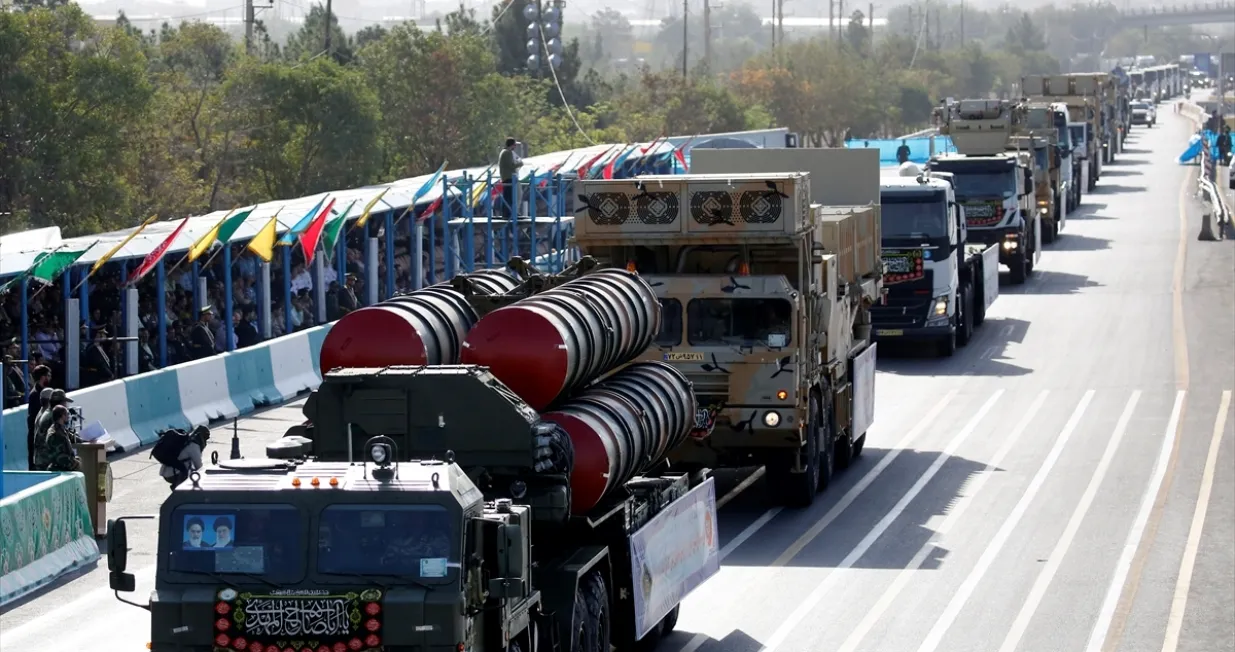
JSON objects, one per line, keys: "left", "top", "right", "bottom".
{"left": 717, "top": 466, "right": 765, "bottom": 509}
{"left": 676, "top": 389, "right": 961, "bottom": 652}
{"left": 720, "top": 508, "right": 783, "bottom": 560}
{"left": 1160, "top": 390, "right": 1232, "bottom": 652}
{"left": 916, "top": 389, "right": 1096, "bottom": 652}
{"left": 998, "top": 391, "right": 1142, "bottom": 652}
{"left": 1085, "top": 390, "right": 1186, "bottom": 652}
{"left": 835, "top": 390, "right": 1050, "bottom": 652}
{"left": 1, "top": 564, "right": 156, "bottom": 646}
{"left": 771, "top": 389, "right": 961, "bottom": 567}
{"left": 758, "top": 390, "right": 1006, "bottom": 652}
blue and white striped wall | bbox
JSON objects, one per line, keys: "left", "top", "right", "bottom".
{"left": 2, "top": 325, "right": 332, "bottom": 470}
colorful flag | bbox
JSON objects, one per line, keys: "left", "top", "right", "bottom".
{"left": 673, "top": 136, "right": 696, "bottom": 171}
{"left": 322, "top": 200, "right": 358, "bottom": 258}
{"left": 31, "top": 247, "right": 90, "bottom": 285}
{"left": 601, "top": 145, "right": 631, "bottom": 180}
{"left": 353, "top": 188, "right": 391, "bottom": 230}
{"left": 129, "top": 216, "right": 190, "bottom": 284}
{"left": 396, "top": 161, "right": 451, "bottom": 225}
{"left": 91, "top": 215, "right": 159, "bottom": 276}
{"left": 419, "top": 195, "right": 444, "bottom": 222}
{"left": 187, "top": 207, "right": 254, "bottom": 262}
{"left": 299, "top": 198, "right": 336, "bottom": 264}
{"left": 576, "top": 146, "right": 616, "bottom": 179}
{"left": 247, "top": 217, "right": 279, "bottom": 262}
{"left": 470, "top": 166, "right": 497, "bottom": 207}
{"left": 279, "top": 196, "right": 328, "bottom": 245}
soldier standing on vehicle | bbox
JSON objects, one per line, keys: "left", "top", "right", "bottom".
{"left": 499, "top": 137, "right": 524, "bottom": 220}
{"left": 43, "top": 405, "right": 82, "bottom": 472}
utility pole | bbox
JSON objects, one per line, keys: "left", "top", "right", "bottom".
{"left": 704, "top": 0, "right": 712, "bottom": 65}
{"left": 323, "top": 0, "right": 333, "bottom": 55}
{"left": 244, "top": 0, "right": 255, "bottom": 54}
{"left": 682, "top": 0, "right": 689, "bottom": 80}
{"left": 771, "top": 0, "right": 777, "bottom": 52}
{"left": 777, "top": 0, "right": 784, "bottom": 50}
{"left": 934, "top": 9, "right": 941, "bottom": 50}
{"left": 828, "top": 0, "right": 834, "bottom": 41}
{"left": 838, "top": 0, "right": 844, "bottom": 36}
{"left": 959, "top": 0, "right": 964, "bottom": 46}
{"left": 868, "top": 2, "right": 873, "bottom": 49}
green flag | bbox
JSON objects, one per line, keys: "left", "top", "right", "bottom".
{"left": 217, "top": 207, "right": 254, "bottom": 244}
{"left": 30, "top": 248, "right": 89, "bottom": 285}
{"left": 322, "top": 200, "right": 358, "bottom": 259}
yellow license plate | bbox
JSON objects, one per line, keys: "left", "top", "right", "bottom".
{"left": 877, "top": 329, "right": 904, "bottom": 337}
{"left": 664, "top": 352, "right": 705, "bottom": 362}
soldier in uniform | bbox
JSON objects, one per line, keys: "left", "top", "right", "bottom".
{"left": 338, "top": 273, "right": 360, "bottom": 314}
{"left": 43, "top": 405, "right": 82, "bottom": 472}
{"left": 82, "top": 327, "right": 115, "bottom": 386}
{"left": 30, "top": 387, "right": 55, "bottom": 470}
{"left": 189, "top": 306, "right": 216, "bottom": 359}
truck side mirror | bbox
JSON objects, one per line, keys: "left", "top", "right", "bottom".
{"left": 107, "top": 518, "right": 129, "bottom": 573}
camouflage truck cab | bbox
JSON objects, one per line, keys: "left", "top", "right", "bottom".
{"left": 1023, "top": 74, "right": 1105, "bottom": 192}
{"left": 575, "top": 163, "right": 882, "bottom": 508}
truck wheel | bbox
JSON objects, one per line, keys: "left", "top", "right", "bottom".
{"left": 572, "top": 573, "right": 610, "bottom": 652}
{"left": 814, "top": 395, "right": 837, "bottom": 487}
{"left": 851, "top": 433, "right": 866, "bottom": 459}
{"left": 956, "top": 285, "right": 974, "bottom": 347}
{"left": 1043, "top": 218, "right": 1056, "bottom": 244}
{"left": 769, "top": 402, "right": 821, "bottom": 507}
{"left": 1008, "top": 251, "right": 1028, "bottom": 285}
{"left": 635, "top": 605, "right": 679, "bottom": 650}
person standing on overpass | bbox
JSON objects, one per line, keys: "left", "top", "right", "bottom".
{"left": 499, "top": 137, "right": 523, "bottom": 220}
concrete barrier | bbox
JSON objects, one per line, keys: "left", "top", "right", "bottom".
{"left": 0, "top": 471, "right": 100, "bottom": 607}
{"left": 2, "top": 323, "right": 332, "bottom": 469}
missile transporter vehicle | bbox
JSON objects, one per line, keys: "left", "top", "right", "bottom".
{"left": 1023, "top": 74, "right": 1105, "bottom": 192}
{"left": 574, "top": 149, "right": 883, "bottom": 508}
{"left": 107, "top": 363, "right": 722, "bottom": 652}
{"left": 931, "top": 99, "right": 1042, "bottom": 284}
{"left": 1066, "top": 72, "right": 1122, "bottom": 162}
{"left": 874, "top": 165, "right": 1000, "bottom": 356}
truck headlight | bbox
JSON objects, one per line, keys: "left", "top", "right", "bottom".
{"left": 934, "top": 295, "right": 949, "bottom": 316}
{"left": 763, "top": 411, "right": 781, "bottom": 427}
{"left": 370, "top": 444, "right": 389, "bottom": 464}
{"left": 1002, "top": 234, "right": 1019, "bottom": 251}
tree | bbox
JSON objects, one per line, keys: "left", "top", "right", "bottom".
{"left": 846, "top": 10, "right": 871, "bottom": 56}
{"left": 225, "top": 57, "right": 382, "bottom": 199}
{"left": 0, "top": 4, "right": 153, "bottom": 236}
{"left": 283, "top": 4, "right": 353, "bottom": 64}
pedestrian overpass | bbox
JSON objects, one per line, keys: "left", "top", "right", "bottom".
{"left": 1117, "top": 1, "right": 1235, "bottom": 28}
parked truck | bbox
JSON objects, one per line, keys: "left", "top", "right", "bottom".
{"left": 1024, "top": 74, "right": 1104, "bottom": 192}
{"left": 575, "top": 149, "right": 884, "bottom": 507}
{"left": 873, "top": 165, "right": 1000, "bottom": 356}
{"left": 931, "top": 98, "right": 1042, "bottom": 284}
{"left": 108, "top": 276, "right": 725, "bottom": 650}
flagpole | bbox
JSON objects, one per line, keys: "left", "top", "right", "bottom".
{"left": 167, "top": 208, "right": 236, "bottom": 280}
{"left": 202, "top": 207, "right": 283, "bottom": 271}
{"left": 22, "top": 245, "right": 73, "bottom": 302}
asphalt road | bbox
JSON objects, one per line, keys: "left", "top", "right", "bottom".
{"left": 1, "top": 105, "right": 1231, "bottom": 652}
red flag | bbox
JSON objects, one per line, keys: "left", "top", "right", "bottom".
{"left": 576, "top": 146, "right": 615, "bottom": 179}
{"left": 300, "top": 198, "right": 336, "bottom": 264}
{"left": 129, "top": 216, "right": 190, "bottom": 284}
{"left": 419, "top": 196, "right": 443, "bottom": 222}
{"left": 673, "top": 136, "right": 697, "bottom": 172}
{"left": 603, "top": 145, "right": 633, "bottom": 180}
{"left": 641, "top": 135, "right": 667, "bottom": 154}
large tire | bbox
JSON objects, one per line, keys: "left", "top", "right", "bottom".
{"left": 769, "top": 399, "right": 822, "bottom": 507}
{"left": 956, "top": 284, "right": 974, "bottom": 347}
{"left": 814, "top": 395, "right": 835, "bottom": 489}
{"left": 1008, "top": 250, "right": 1028, "bottom": 285}
{"left": 572, "top": 573, "right": 610, "bottom": 652}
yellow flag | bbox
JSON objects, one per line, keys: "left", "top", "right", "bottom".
{"left": 470, "top": 166, "right": 497, "bottom": 207}
{"left": 354, "top": 187, "right": 391, "bottom": 229}
{"left": 186, "top": 209, "right": 235, "bottom": 263}
{"left": 246, "top": 216, "right": 279, "bottom": 263}
{"left": 91, "top": 215, "right": 159, "bottom": 275}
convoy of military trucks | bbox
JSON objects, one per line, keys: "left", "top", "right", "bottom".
{"left": 104, "top": 67, "right": 1175, "bottom": 652}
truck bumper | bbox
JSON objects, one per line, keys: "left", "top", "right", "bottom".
{"left": 873, "top": 324, "right": 954, "bottom": 342}
{"left": 967, "top": 227, "right": 1022, "bottom": 265}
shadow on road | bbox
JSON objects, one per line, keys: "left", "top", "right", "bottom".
{"left": 1093, "top": 183, "right": 1147, "bottom": 194}
{"left": 1046, "top": 233, "right": 1112, "bottom": 252}
{"left": 1099, "top": 168, "right": 1142, "bottom": 177}
{"left": 1002, "top": 269, "right": 1103, "bottom": 295}
{"left": 874, "top": 317, "right": 1031, "bottom": 377}
{"left": 661, "top": 627, "right": 764, "bottom": 652}
{"left": 717, "top": 448, "right": 991, "bottom": 571}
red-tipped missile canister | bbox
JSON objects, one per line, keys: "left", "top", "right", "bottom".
{"left": 541, "top": 361, "right": 696, "bottom": 515}
{"left": 318, "top": 271, "right": 518, "bottom": 373}
{"left": 459, "top": 268, "right": 661, "bottom": 410}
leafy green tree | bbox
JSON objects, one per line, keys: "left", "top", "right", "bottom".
{"left": 225, "top": 56, "right": 381, "bottom": 199}
{"left": 284, "top": 4, "right": 353, "bottom": 64}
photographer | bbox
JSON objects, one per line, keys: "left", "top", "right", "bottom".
{"left": 43, "top": 405, "right": 82, "bottom": 473}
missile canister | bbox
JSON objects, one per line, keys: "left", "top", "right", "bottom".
{"left": 459, "top": 268, "right": 660, "bottom": 410}
{"left": 318, "top": 271, "right": 519, "bottom": 373}
{"left": 541, "top": 361, "right": 696, "bottom": 515}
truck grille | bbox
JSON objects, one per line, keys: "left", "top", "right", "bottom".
{"left": 871, "top": 297, "right": 934, "bottom": 328}
{"left": 684, "top": 372, "right": 730, "bottom": 406}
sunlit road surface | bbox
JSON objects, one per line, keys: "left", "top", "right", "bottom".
{"left": 1, "top": 106, "right": 1232, "bottom": 652}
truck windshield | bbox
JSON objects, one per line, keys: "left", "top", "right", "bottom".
{"left": 318, "top": 505, "right": 456, "bottom": 582}
{"left": 1027, "top": 108, "right": 1051, "bottom": 130}
{"left": 167, "top": 505, "right": 304, "bottom": 582}
{"left": 656, "top": 298, "right": 683, "bottom": 346}
{"left": 950, "top": 172, "right": 1015, "bottom": 200}
{"left": 687, "top": 298, "right": 792, "bottom": 347}
{"left": 881, "top": 197, "right": 948, "bottom": 239}
{"left": 1069, "top": 126, "right": 1085, "bottom": 145}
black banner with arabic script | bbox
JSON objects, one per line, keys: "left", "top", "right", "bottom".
{"left": 883, "top": 249, "right": 925, "bottom": 285}
{"left": 212, "top": 587, "right": 384, "bottom": 652}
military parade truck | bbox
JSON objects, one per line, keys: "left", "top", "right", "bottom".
{"left": 1023, "top": 74, "right": 1104, "bottom": 192}
{"left": 575, "top": 148, "right": 883, "bottom": 507}
{"left": 108, "top": 365, "right": 722, "bottom": 652}
{"left": 1067, "top": 72, "right": 1121, "bottom": 163}
{"left": 1019, "top": 100, "right": 1072, "bottom": 240}
{"left": 931, "top": 99, "right": 1042, "bottom": 284}
{"left": 873, "top": 165, "right": 1000, "bottom": 356}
